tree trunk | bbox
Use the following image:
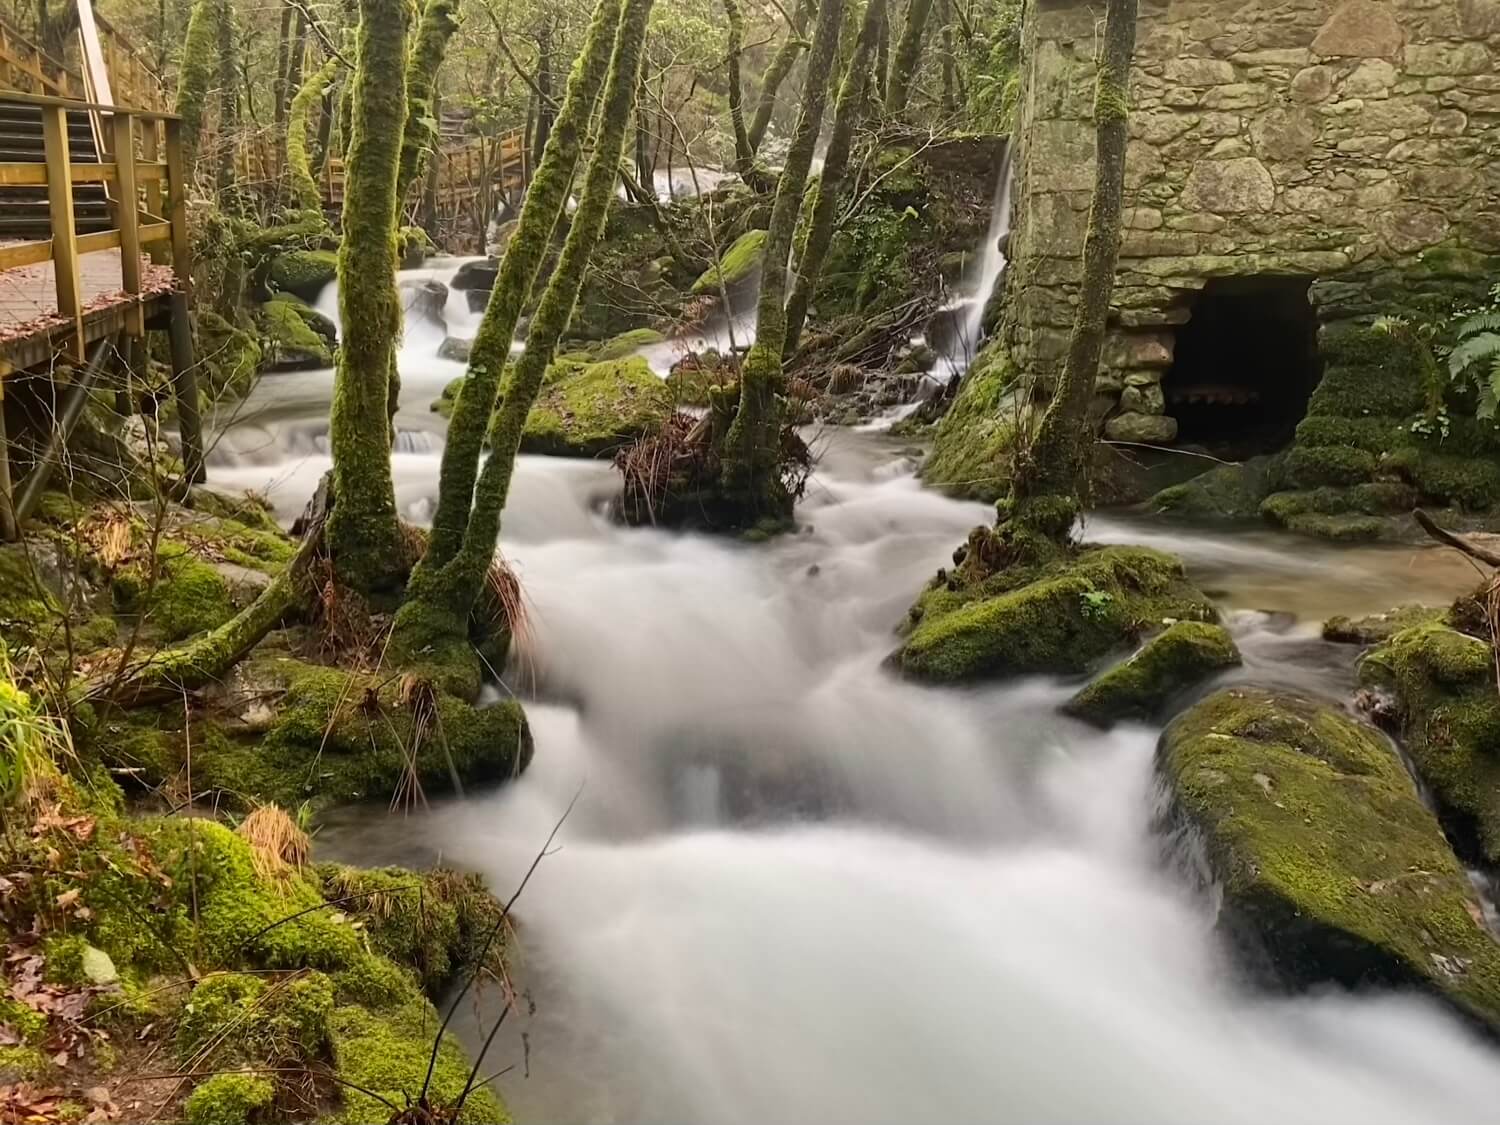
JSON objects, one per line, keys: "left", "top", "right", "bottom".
{"left": 414, "top": 0, "right": 621, "bottom": 578}
{"left": 393, "top": 0, "right": 658, "bottom": 663}
{"left": 284, "top": 11, "right": 309, "bottom": 129}
{"left": 174, "top": 0, "right": 220, "bottom": 180}
{"left": 886, "top": 0, "right": 935, "bottom": 116}
{"left": 1007, "top": 0, "right": 1138, "bottom": 537}
{"left": 874, "top": 3, "right": 890, "bottom": 104}
{"left": 396, "top": 0, "right": 461, "bottom": 203}
{"left": 273, "top": 0, "right": 293, "bottom": 136}
{"left": 531, "top": 16, "right": 555, "bottom": 172}
{"left": 719, "top": 0, "right": 845, "bottom": 517}
{"left": 722, "top": 0, "right": 758, "bottom": 185}
{"left": 939, "top": 0, "right": 956, "bottom": 114}
{"left": 214, "top": 0, "right": 237, "bottom": 195}
{"left": 312, "top": 77, "right": 337, "bottom": 180}
{"left": 634, "top": 74, "right": 653, "bottom": 196}
{"left": 784, "top": 0, "right": 882, "bottom": 355}
{"left": 747, "top": 0, "right": 813, "bottom": 152}
{"left": 324, "top": 0, "right": 409, "bottom": 595}
{"left": 288, "top": 58, "right": 339, "bottom": 213}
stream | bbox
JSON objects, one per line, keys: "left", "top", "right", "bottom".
{"left": 204, "top": 261, "right": 1500, "bottom": 1123}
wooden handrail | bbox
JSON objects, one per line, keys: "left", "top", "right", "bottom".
{"left": 0, "top": 88, "right": 178, "bottom": 121}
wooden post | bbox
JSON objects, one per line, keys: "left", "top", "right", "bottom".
{"left": 112, "top": 111, "right": 145, "bottom": 336}
{"left": 0, "top": 376, "right": 15, "bottom": 541}
{"left": 139, "top": 121, "right": 168, "bottom": 265}
{"left": 42, "top": 104, "right": 84, "bottom": 360}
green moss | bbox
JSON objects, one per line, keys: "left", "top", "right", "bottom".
{"left": 268, "top": 249, "right": 340, "bottom": 301}
{"left": 1066, "top": 621, "right": 1240, "bottom": 724}
{"left": 398, "top": 226, "right": 437, "bottom": 268}
{"left": 592, "top": 327, "right": 666, "bottom": 360}
{"left": 1386, "top": 447, "right": 1500, "bottom": 509}
{"left": 194, "top": 310, "right": 264, "bottom": 399}
{"left": 896, "top": 545, "right": 1217, "bottom": 683}
{"left": 259, "top": 297, "right": 335, "bottom": 370}
{"left": 1284, "top": 445, "right": 1377, "bottom": 488}
{"left": 1159, "top": 688, "right": 1500, "bottom": 1030}
{"left": 922, "top": 342, "right": 1020, "bottom": 502}
{"left": 1149, "top": 454, "right": 1285, "bottom": 520}
{"left": 1308, "top": 326, "right": 1428, "bottom": 419}
{"left": 117, "top": 554, "right": 234, "bottom": 642}
{"left": 0, "top": 1044, "right": 50, "bottom": 1082}
{"left": 0, "top": 543, "right": 63, "bottom": 648}
{"left": 184, "top": 1073, "right": 275, "bottom": 1125}
{"left": 691, "top": 229, "right": 767, "bottom": 295}
{"left": 1360, "top": 624, "right": 1500, "bottom": 866}
{"left": 1293, "top": 415, "right": 1402, "bottom": 454}
{"left": 177, "top": 970, "right": 333, "bottom": 1063}
{"left": 519, "top": 357, "right": 672, "bottom": 457}
{"left": 0, "top": 996, "right": 47, "bottom": 1044}
{"left": 331, "top": 998, "right": 509, "bottom": 1124}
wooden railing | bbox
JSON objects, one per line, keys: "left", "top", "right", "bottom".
{"left": 89, "top": 10, "right": 171, "bottom": 116}
{"left": 0, "top": 91, "right": 189, "bottom": 360}
{"left": 0, "top": 18, "right": 84, "bottom": 101}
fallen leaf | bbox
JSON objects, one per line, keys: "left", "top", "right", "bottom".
{"left": 53, "top": 890, "right": 80, "bottom": 911}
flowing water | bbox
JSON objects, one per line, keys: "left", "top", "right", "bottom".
{"left": 207, "top": 265, "right": 1500, "bottom": 1123}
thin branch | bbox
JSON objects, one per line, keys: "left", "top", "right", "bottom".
{"left": 1415, "top": 507, "right": 1500, "bottom": 567}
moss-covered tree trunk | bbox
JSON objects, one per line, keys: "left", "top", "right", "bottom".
{"left": 747, "top": 0, "right": 812, "bottom": 152}
{"left": 324, "top": 0, "right": 409, "bottom": 595}
{"left": 273, "top": 0, "right": 293, "bottom": 135}
{"left": 413, "top": 0, "right": 621, "bottom": 577}
{"left": 288, "top": 58, "right": 339, "bottom": 213}
{"left": 395, "top": 0, "right": 460, "bottom": 203}
{"left": 213, "top": 0, "right": 237, "bottom": 195}
{"left": 886, "top": 0, "right": 934, "bottom": 117}
{"left": 718, "top": 0, "right": 844, "bottom": 519}
{"left": 1006, "top": 0, "right": 1137, "bottom": 538}
{"left": 784, "top": 0, "right": 883, "bottom": 355}
{"left": 874, "top": 2, "right": 890, "bottom": 104}
{"left": 939, "top": 0, "right": 957, "bottom": 114}
{"left": 531, "top": 16, "right": 556, "bottom": 172}
{"left": 174, "top": 0, "right": 221, "bottom": 179}
{"left": 392, "top": 0, "right": 656, "bottom": 669}
{"left": 722, "top": 0, "right": 757, "bottom": 184}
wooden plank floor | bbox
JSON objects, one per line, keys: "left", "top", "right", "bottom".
{"left": 0, "top": 246, "right": 176, "bottom": 348}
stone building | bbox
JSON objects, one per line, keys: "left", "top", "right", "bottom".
{"left": 1002, "top": 0, "right": 1500, "bottom": 452}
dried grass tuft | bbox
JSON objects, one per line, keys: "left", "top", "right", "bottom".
{"left": 236, "top": 804, "right": 311, "bottom": 881}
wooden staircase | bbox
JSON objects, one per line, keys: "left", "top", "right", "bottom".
{"left": 0, "top": 98, "right": 111, "bottom": 239}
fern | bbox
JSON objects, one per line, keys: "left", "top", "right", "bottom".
{"left": 1454, "top": 310, "right": 1500, "bottom": 337}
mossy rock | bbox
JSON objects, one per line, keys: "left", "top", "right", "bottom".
{"left": 184, "top": 1073, "right": 275, "bottom": 1125}
{"left": 1149, "top": 454, "right": 1286, "bottom": 520}
{"left": 194, "top": 310, "right": 263, "bottom": 399}
{"left": 1284, "top": 445, "right": 1378, "bottom": 489}
{"left": 268, "top": 249, "right": 339, "bottom": 302}
{"left": 691, "top": 229, "right": 766, "bottom": 295}
{"left": 1360, "top": 623, "right": 1500, "bottom": 866}
{"left": 1323, "top": 605, "right": 1445, "bottom": 645}
{"left": 921, "top": 341, "right": 1020, "bottom": 502}
{"left": 592, "top": 327, "right": 666, "bottom": 360}
{"left": 519, "top": 357, "right": 671, "bottom": 458}
{"left": 258, "top": 297, "right": 335, "bottom": 371}
{"left": 1158, "top": 688, "right": 1500, "bottom": 1031}
{"left": 1386, "top": 447, "right": 1500, "bottom": 510}
{"left": 0, "top": 542, "right": 64, "bottom": 650}
{"left": 895, "top": 545, "right": 1217, "bottom": 684}
{"left": 1065, "top": 621, "right": 1240, "bottom": 725}
{"left": 398, "top": 225, "right": 437, "bottom": 269}
{"left": 113, "top": 552, "right": 235, "bottom": 643}
{"left": 176, "top": 970, "right": 334, "bottom": 1063}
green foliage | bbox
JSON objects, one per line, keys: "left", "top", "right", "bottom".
{"left": 1445, "top": 284, "right": 1500, "bottom": 417}
{"left": 184, "top": 1073, "right": 276, "bottom": 1125}
{"left": 0, "top": 649, "right": 65, "bottom": 807}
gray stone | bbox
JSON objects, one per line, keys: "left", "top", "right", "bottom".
{"left": 1121, "top": 382, "right": 1167, "bottom": 414}
{"left": 1430, "top": 108, "right": 1469, "bottom": 135}
{"left": 1250, "top": 107, "right": 1322, "bottom": 160}
{"left": 1312, "top": 0, "right": 1406, "bottom": 59}
{"left": 1290, "top": 66, "right": 1334, "bottom": 102}
{"left": 1342, "top": 58, "right": 1398, "bottom": 96}
{"left": 80, "top": 945, "right": 117, "bottom": 986}
{"left": 1198, "top": 112, "right": 1244, "bottom": 136}
{"left": 1200, "top": 84, "right": 1268, "bottom": 110}
{"left": 1378, "top": 206, "right": 1451, "bottom": 252}
{"left": 1105, "top": 412, "right": 1179, "bottom": 444}
{"left": 1180, "top": 157, "right": 1277, "bottom": 213}
{"left": 1404, "top": 43, "right": 1492, "bottom": 76}
{"left": 451, "top": 257, "right": 499, "bottom": 291}
{"left": 438, "top": 335, "right": 472, "bottom": 362}
{"left": 1163, "top": 58, "right": 1236, "bottom": 86}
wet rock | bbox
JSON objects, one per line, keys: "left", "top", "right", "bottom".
{"left": 894, "top": 545, "right": 1217, "bottom": 684}
{"left": 267, "top": 249, "right": 338, "bottom": 301}
{"left": 401, "top": 278, "right": 448, "bottom": 329}
{"left": 1149, "top": 453, "right": 1287, "bottom": 520}
{"left": 1158, "top": 687, "right": 1500, "bottom": 1033}
{"left": 691, "top": 230, "right": 766, "bottom": 296}
{"left": 1066, "top": 621, "right": 1240, "bottom": 724}
{"left": 437, "top": 336, "right": 472, "bottom": 363}
{"left": 1323, "top": 605, "right": 1443, "bottom": 645}
{"left": 1104, "top": 411, "right": 1178, "bottom": 444}
{"left": 258, "top": 297, "right": 334, "bottom": 371}
{"left": 451, "top": 257, "right": 499, "bottom": 292}
{"left": 521, "top": 358, "right": 672, "bottom": 457}
{"left": 1359, "top": 623, "right": 1500, "bottom": 866}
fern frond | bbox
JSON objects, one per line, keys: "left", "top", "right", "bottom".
{"left": 1447, "top": 331, "right": 1500, "bottom": 377}
{"left": 1455, "top": 311, "right": 1500, "bottom": 338}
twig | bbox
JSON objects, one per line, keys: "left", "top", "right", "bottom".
{"left": 1414, "top": 507, "right": 1500, "bottom": 567}
{"left": 420, "top": 785, "right": 583, "bottom": 1103}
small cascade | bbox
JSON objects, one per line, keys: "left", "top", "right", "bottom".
{"left": 930, "top": 146, "right": 1014, "bottom": 384}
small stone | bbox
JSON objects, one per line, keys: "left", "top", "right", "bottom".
{"left": 1312, "top": 0, "right": 1406, "bottom": 59}
{"left": 1105, "top": 412, "right": 1179, "bottom": 444}
{"left": 1121, "top": 383, "right": 1167, "bottom": 415}
{"left": 1377, "top": 206, "right": 1450, "bottom": 253}
{"left": 1430, "top": 108, "right": 1469, "bottom": 135}
{"left": 1180, "top": 157, "right": 1277, "bottom": 213}
{"left": 1163, "top": 58, "right": 1236, "bottom": 86}
{"left": 1290, "top": 66, "right": 1334, "bottom": 102}
{"left": 80, "top": 945, "right": 117, "bottom": 986}
{"left": 1342, "top": 58, "right": 1398, "bottom": 96}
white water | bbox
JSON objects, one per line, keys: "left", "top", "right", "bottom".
{"left": 929, "top": 148, "right": 1014, "bottom": 386}
{"left": 211, "top": 264, "right": 1500, "bottom": 1123}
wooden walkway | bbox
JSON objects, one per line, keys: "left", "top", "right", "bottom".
{"left": 0, "top": 246, "right": 174, "bottom": 369}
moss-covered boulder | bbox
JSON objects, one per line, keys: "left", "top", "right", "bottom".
{"left": 194, "top": 310, "right": 263, "bottom": 399}
{"left": 267, "top": 249, "right": 339, "bottom": 301}
{"left": 592, "top": 326, "right": 666, "bottom": 360}
{"left": 1360, "top": 623, "right": 1500, "bottom": 866}
{"left": 520, "top": 357, "right": 671, "bottom": 457}
{"left": 1065, "top": 621, "right": 1240, "bottom": 724}
{"left": 691, "top": 229, "right": 766, "bottom": 296}
{"left": 1149, "top": 454, "right": 1286, "bottom": 520}
{"left": 398, "top": 225, "right": 437, "bottom": 269}
{"left": 1324, "top": 605, "right": 1444, "bottom": 645}
{"left": 894, "top": 545, "right": 1217, "bottom": 683}
{"left": 921, "top": 341, "right": 1020, "bottom": 502}
{"left": 1159, "top": 688, "right": 1500, "bottom": 1030}
{"left": 112, "top": 552, "right": 236, "bottom": 643}
{"left": 184, "top": 1073, "right": 275, "bottom": 1125}
{"left": 258, "top": 296, "right": 335, "bottom": 371}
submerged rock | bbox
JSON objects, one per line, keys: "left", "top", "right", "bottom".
{"left": 1323, "top": 605, "right": 1444, "bottom": 645}
{"left": 894, "top": 545, "right": 1217, "bottom": 684}
{"left": 1159, "top": 688, "right": 1500, "bottom": 1031}
{"left": 1360, "top": 622, "right": 1500, "bottom": 866}
{"left": 451, "top": 256, "right": 499, "bottom": 291}
{"left": 1066, "top": 620, "right": 1240, "bottom": 724}
{"left": 437, "top": 335, "right": 472, "bottom": 363}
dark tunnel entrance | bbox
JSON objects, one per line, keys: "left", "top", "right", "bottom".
{"left": 1163, "top": 277, "right": 1322, "bottom": 457}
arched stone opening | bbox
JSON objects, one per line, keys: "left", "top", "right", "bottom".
{"left": 1163, "top": 277, "right": 1322, "bottom": 458}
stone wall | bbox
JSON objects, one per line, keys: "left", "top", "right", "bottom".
{"left": 1003, "top": 0, "right": 1500, "bottom": 444}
